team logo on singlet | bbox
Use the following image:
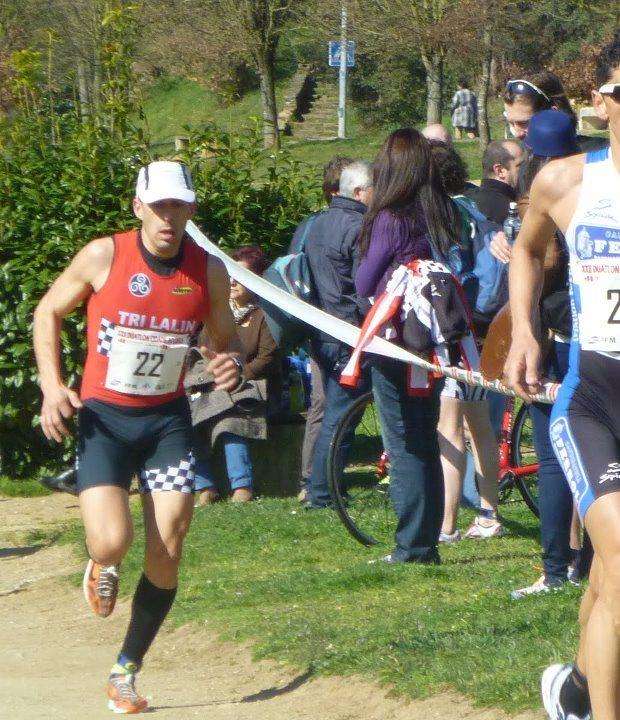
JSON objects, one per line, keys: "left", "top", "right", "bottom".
{"left": 128, "top": 273, "right": 151, "bottom": 297}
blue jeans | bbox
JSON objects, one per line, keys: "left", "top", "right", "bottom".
{"left": 308, "top": 341, "right": 370, "bottom": 507}
{"left": 531, "top": 340, "right": 591, "bottom": 583}
{"left": 371, "top": 359, "right": 444, "bottom": 563}
{"left": 194, "top": 433, "right": 253, "bottom": 491}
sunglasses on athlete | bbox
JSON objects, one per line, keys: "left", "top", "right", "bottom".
{"left": 505, "top": 79, "right": 552, "bottom": 104}
{"left": 599, "top": 83, "right": 620, "bottom": 102}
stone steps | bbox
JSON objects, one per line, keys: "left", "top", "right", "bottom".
{"left": 289, "top": 78, "right": 340, "bottom": 141}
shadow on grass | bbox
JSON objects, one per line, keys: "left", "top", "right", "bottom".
{"left": 501, "top": 515, "right": 540, "bottom": 541}
{"left": 442, "top": 551, "right": 539, "bottom": 566}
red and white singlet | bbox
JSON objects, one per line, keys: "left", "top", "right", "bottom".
{"left": 80, "top": 229, "right": 209, "bottom": 407}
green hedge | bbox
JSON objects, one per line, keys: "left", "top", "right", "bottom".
{"left": 0, "top": 115, "right": 321, "bottom": 479}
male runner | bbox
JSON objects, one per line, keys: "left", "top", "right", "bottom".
{"left": 33, "top": 160, "right": 243, "bottom": 714}
{"left": 505, "top": 33, "right": 620, "bottom": 720}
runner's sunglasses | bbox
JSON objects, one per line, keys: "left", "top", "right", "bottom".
{"left": 599, "top": 83, "right": 620, "bottom": 102}
{"left": 505, "top": 79, "right": 551, "bottom": 104}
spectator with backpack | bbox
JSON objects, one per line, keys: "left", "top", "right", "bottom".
{"left": 353, "top": 128, "right": 461, "bottom": 564}
{"left": 287, "top": 156, "right": 354, "bottom": 502}
{"left": 303, "top": 160, "right": 373, "bottom": 508}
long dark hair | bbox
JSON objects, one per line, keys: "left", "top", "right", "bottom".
{"left": 358, "top": 128, "right": 461, "bottom": 258}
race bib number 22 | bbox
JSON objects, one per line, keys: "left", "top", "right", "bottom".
{"left": 105, "top": 327, "right": 190, "bottom": 396}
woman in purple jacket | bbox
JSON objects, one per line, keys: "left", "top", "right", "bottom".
{"left": 356, "top": 128, "right": 461, "bottom": 564}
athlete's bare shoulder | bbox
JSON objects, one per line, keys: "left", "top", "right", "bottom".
{"left": 533, "top": 153, "right": 585, "bottom": 202}
{"left": 530, "top": 154, "right": 585, "bottom": 232}
{"left": 72, "top": 236, "right": 114, "bottom": 290}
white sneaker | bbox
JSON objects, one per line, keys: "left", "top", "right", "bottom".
{"left": 464, "top": 517, "right": 505, "bottom": 539}
{"left": 439, "top": 529, "right": 461, "bottom": 544}
{"left": 511, "top": 575, "right": 557, "bottom": 600}
{"left": 541, "top": 663, "right": 590, "bottom": 720}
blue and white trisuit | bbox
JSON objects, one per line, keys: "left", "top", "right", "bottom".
{"left": 550, "top": 147, "right": 620, "bottom": 520}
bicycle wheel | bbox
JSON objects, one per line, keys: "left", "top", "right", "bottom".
{"left": 511, "top": 401, "right": 540, "bottom": 517}
{"left": 327, "top": 391, "right": 396, "bottom": 546}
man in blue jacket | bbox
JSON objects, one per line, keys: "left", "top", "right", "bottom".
{"left": 304, "top": 160, "right": 373, "bottom": 508}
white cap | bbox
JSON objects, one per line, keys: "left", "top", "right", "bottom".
{"left": 135, "top": 160, "right": 196, "bottom": 204}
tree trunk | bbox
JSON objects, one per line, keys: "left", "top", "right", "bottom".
{"left": 76, "top": 59, "right": 90, "bottom": 122}
{"left": 478, "top": 27, "right": 493, "bottom": 150}
{"left": 256, "top": 50, "right": 280, "bottom": 149}
{"left": 422, "top": 51, "right": 443, "bottom": 125}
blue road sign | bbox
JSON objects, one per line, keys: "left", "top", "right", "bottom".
{"left": 328, "top": 41, "right": 355, "bottom": 68}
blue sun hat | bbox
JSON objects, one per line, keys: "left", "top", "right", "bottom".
{"left": 524, "top": 109, "right": 579, "bottom": 158}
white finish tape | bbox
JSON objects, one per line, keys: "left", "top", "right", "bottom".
{"left": 186, "top": 221, "right": 558, "bottom": 404}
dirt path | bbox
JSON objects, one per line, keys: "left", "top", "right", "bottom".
{"left": 0, "top": 494, "right": 543, "bottom": 720}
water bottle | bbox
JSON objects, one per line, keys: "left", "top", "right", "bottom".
{"left": 503, "top": 202, "right": 521, "bottom": 245}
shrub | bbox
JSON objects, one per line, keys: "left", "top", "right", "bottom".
{"left": 0, "top": 114, "right": 321, "bottom": 479}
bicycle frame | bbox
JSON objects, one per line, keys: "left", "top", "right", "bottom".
{"left": 498, "top": 396, "right": 539, "bottom": 480}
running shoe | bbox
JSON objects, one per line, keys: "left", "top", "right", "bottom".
{"left": 464, "top": 517, "right": 505, "bottom": 539}
{"left": 541, "top": 663, "right": 591, "bottom": 720}
{"left": 107, "top": 665, "right": 148, "bottom": 714}
{"left": 439, "top": 529, "right": 462, "bottom": 544}
{"left": 83, "top": 559, "right": 119, "bottom": 618}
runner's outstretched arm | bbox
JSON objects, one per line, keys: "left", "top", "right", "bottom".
{"left": 202, "top": 255, "right": 245, "bottom": 391}
{"left": 504, "top": 167, "right": 557, "bottom": 401}
{"left": 33, "top": 237, "right": 113, "bottom": 441}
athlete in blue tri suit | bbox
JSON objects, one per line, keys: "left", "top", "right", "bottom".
{"left": 505, "top": 33, "right": 620, "bottom": 720}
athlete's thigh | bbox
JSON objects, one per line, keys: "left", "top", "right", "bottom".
{"left": 79, "top": 485, "right": 133, "bottom": 550}
{"left": 76, "top": 403, "right": 137, "bottom": 493}
{"left": 550, "top": 395, "right": 619, "bottom": 520}
{"left": 138, "top": 399, "right": 195, "bottom": 548}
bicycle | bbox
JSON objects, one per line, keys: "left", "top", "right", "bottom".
{"left": 327, "top": 390, "right": 539, "bottom": 547}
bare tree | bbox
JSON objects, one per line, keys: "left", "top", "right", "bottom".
{"left": 352, "top": 0, "right": 462, "bottom": 124}
{"left": 142, "top": 0, "right": 310, "bottom": 148}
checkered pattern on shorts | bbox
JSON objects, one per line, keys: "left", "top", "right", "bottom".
{"left": 97, "top": 318, "right": 116, "bottom": 356}
{"left": 442, "top": 376, "right": 487, "bottom": 402}
{"left": 139, "top": 453, "right": 195, "bottom": 494}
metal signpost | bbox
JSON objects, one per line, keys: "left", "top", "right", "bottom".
{"left": 328, "top": 5, "right": 355, "bottom": 140}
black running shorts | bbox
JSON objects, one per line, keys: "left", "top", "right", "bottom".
{"left": 76, "top": 397, "right": 195, "bottom": 494}
{"left": 550, "top": 349, "right": 620, "bottom": 520}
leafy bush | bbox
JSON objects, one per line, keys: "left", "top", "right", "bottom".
{"left": 0, "top": 112, "right": 148, "bottom": 477}
{"left": 177, "top": 122, "right": 322, "bottom": 257}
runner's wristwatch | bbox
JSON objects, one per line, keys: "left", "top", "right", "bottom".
{"left": 231, "top": 356, "right": 245, "bottom": 391}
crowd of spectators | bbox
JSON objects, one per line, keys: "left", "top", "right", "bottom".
{"left": 43, "top": 67, "right": 604, "bottom": 596}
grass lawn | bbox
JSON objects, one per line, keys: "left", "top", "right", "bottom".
{"left": 61, "top": 494, "right": 580, "bottom": 714}
{"left": 0, "top": 475, "right": 50, "bottom": 497}
{"left": 141, "top": 75, "right": 505, "bottom": 181}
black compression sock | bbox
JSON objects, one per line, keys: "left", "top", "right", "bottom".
{"left": 559, "top": 665, "right": 590, "bottom": 718}
{"left": 118, "top": 573, "right": 177, "bottom": 668}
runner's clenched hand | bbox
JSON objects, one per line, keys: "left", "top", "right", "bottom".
{"left": 202, "top": 347, "right": 243, "bottom": 392}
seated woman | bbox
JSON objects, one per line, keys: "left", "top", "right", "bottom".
{"left": 188, "top": 246, "right": 281, "bottom": 505}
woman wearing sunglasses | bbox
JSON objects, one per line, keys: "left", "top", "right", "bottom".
{"left": 503, "top": 70, "right": 577, "bottom": 141}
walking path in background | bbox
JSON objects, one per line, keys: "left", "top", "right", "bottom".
{"left": 0, "top": 494, "right": 543, "bottom": 719}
